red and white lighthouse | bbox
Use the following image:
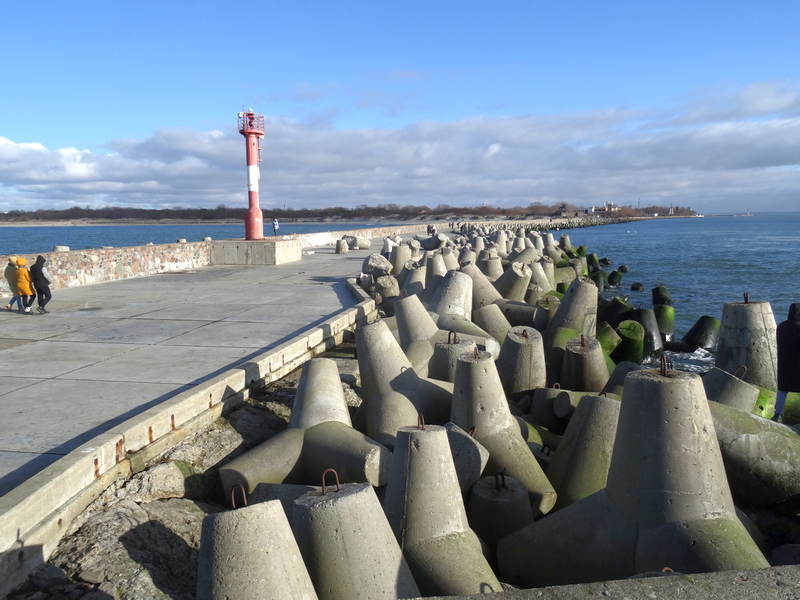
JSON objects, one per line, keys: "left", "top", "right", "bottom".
{"left": 237, "top": 109, "right": 265, "bottom": 240}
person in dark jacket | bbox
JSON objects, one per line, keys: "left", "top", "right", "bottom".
{"left": 29, "top": 255, "right": 53, "bottom": 314}
{"left": 775, "top": 303, "right": 800, "bottom": 422}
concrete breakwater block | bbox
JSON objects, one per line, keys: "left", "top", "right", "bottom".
{"left": 546, "top": 277, "right": 598, "bottom": 340}
{"left": 467, "top": 474, "right": 535, "bottom": 551}
{"left": 289, "top": 358, "right": 352, "bottom": 430}
{"left": 682, "top": 314, "right": 721, "bottom": 350}
{"left": 444, "top": 421, "right": 490, "bottom": 492}
{"left": 428, "top": 269, "right": 472, "bottom": 319}
{"left": 218, "top": 428, "right": 306, "bottom": 499}
{"left": 302, "top": 421, "right": 392, "bottom": 487}
{"left": 428, "top": 337, "right": 477, "bottom": 382}
{"left": 472, "top": 303, "right": 512, "bottom": 345}
{"left": 294, "top": 483, "right": 421, "bottom": 600}
{"left": 197, "top": 500, "right": 318, "bottom": 600}
{"left": 560, "top": 335, "right": 610, "bottom": 392}
{"left": 452, "top": 350, "right": 557, "bottom": 515}
{"left": 498, "top": 369, "right": 768, "bottom": 586}
{"left": 493, "top": 261, "right": 532, "bottom": 302}
{"left": 460, "top": 261, "right": 503, "bottom": 308}
{"left": 703, "top": 366, "right": 760, "bottom": 412}
{"left": 356, "top": 319, "right": 452, "bottom": 446}
{"left": 708, "top": 400, "right": 800, "bottom": 507}
{"left": 717, "top": 300, "right": 778, "bottom": 391}
{"left": 335, "top": 239, "right": 349, "bottom": 254}
{"left": 383, "top": 425, "right": 501, "bottom": 595}
{"left": 546, "top": 394, "right": 620, "bottom": 509}
{"left": 496, "top": 326, "right": 546, "bottom": 399}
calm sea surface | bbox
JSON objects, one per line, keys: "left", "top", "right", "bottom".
{"left": 1, "top": 214, "right": 797, "bottom": 339}
{"left": 559, "top": 213, "right": 800, "bottom": 337}
{"left": 0, "top": 222, "right": 394, "bottom": 257}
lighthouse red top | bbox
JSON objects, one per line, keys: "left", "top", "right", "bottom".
{"left": 238, "top": 110, "right": 265, "bottom": 137}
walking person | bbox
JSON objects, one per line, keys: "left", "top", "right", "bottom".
{"left": 4, "top": 255, "right": 23, "bottom": 312}
{"left": 272, "top": 217, "right": 280, "bottom": 236}
{"left": 775, "top": 303, "right": 800, "bottom": 422}
{"left": 30, "top": 255, "right": 52, "bottom": 313}
{"left": 14, "top": 257, "right": 36, "bottom": 314}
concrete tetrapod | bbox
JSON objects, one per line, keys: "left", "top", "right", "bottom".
{"left": 467, "top": 474, "right": 535, "bottom": 552}
{"left": 423, "top": 252, "right": 447, "bottom": 301}
{"left": 545, "top": 277, "right": 598, "bottom": 341}
{"left": 289, "top": 358, "right": 352, "bottom": 430}
{"left": 395, "top": 293, "right": 439, "bottom": 374}
{"left": 682, "top": 315, "right": 721, "bottom": 350}
{"left": 702, "top": 366, "right": 760, "bottom": 412}
{"left": 716, "top": 300, "right": 778, "bottom": 391}
{"left": 335, "top": 239, "right": 349, "bottom": 254}
{"left": 460, "top": 262, "right": 503, "bottom": 309}
{"left": 390, "top": 244, "right": 412, "bottom": 280}
{"left": 708, "top": 400, "right": 800, "bottom": 507}
{"left": 197, "top": 500, "right": 318, "bottom": 600}
{"left": 444, "top": 421, "right": 490, "bottom": 492}
{"left": 495, "top": 326, "right": 546, "bottom": 399}
{"left": 608, "top": 369, "right": 768, "bottom": 574}
{"left": 493, "top": 261, "right": 532, "bottom": 302}
{"left": 546, "top": 394, "right": 620, "bottom": 509}
{"left": 629, "top": 308, "right": 664, "bottom": 356}
{"left": 452, "top": 350, "right": 557, "bottom": 515}
{"left": 302, "top": 421, "right": 392, "bottom": 487}
{"left": 560, "top": 336, "right": 611, "bottom": 392}
{"left": 498, "top": 369, "right": 768, "bottom": 586}
{"left": 472, "top": 303, "right": 512, "bottom": 345}
{"left": 383, "top": 425, "right": 501, "bottom": 596}
{"left": 601, "top": 361, "right": 643, "bottom": 397}
{"left": 428, "top": 269, "right": 472, "bottom": 318}
{"left": 428, "top": 337, "right": 477, "bottom": 382}
{"left": 218, "top": 428, "right": 306, "bottom": 500}
{"left": 355, "top": 319, "right": 452, "bottom": 447}
{"left": 441, "top": 247, "right": 460, "bottom": 271}
{"left": 544, "top": 326, "right": 579, "bottom": 387}
{"left": 401, "top": 262, "right": 426, "bottom": 297}
{"left": 294, "top": 482, "right": 421, "bottom": 600}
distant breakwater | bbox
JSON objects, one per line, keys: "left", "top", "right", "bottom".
{"left": 0, "top": 216, "right": 636, "bottom": 295}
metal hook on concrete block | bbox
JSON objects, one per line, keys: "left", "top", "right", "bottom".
{"left": 230, "top": 483, "right": 248, "bottom": 509}
{"left": 494, "top": 471, "right": 507, "bottom": 491}
{"left": 417, "top": 414, "right": 425, "bottom": 430}
{"left": 321, "top": 468, "right": 341, "bottom": 495}
{"left": 735, "top": 364, "right": 748, "bottom": 379}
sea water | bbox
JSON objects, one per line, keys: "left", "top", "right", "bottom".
{"left": 558, "top": 213, "right": 800, "bottom": 337}
{"left": 0, "top": 222, "right": 393, "bottom": 257}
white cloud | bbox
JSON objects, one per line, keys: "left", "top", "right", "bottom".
{"left": 1, "top": 82, "right": 800, "bottom": 212}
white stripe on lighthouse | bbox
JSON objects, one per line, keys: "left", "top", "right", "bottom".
{"left": 247, "top": 165, "right": 260, "bottom": 192}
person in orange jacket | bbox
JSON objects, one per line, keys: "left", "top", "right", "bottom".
{"left": 15, "top": 257, "right": 36, "bottom": 314}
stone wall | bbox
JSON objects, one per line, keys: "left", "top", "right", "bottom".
{"left": 0, "top": 242, "right": 210, "bottom": 295}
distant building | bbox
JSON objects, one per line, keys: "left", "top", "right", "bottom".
{"left": 588, "top": 202, "right": 621, "bottom": 214}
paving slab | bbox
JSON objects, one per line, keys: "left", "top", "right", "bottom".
{"left": 57, "top": 340, "right": 257, "bottom": 384}
{"left": 0, "top": 450, "right": 62, "bottom": 497}
{"left": 0, "top": 376, "right": 42, "bottom": 397}
{"left": 131, "top": 303, "right": 259, "bottom": 321}
{"left": 0, "top": 341, "right": 142, "bottom": 378}
{"left": 161, "top": 320, "right": 323, "bottom": 348}
{"left": 0, "top": 379, "right": 179, "bottom": 453}
{"left": 0, "top": 315, "right": 116, "bottom": 340}
{"left": 49, "top": 318, "right": 212, "bottom": 344}
{"left": 0, "top": 339, "right": 34, "bottom": 352}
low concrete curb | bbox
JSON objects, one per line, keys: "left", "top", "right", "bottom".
{"left": 0, "top": 278, "right": 376, "bottom": 598}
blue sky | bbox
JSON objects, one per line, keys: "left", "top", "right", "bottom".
{"left": 1, "top": 1, "right": 799, "bottom": 211}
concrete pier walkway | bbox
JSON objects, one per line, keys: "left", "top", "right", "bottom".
{"left": 0, "top": 242, "right": 373, "bottom": 495}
